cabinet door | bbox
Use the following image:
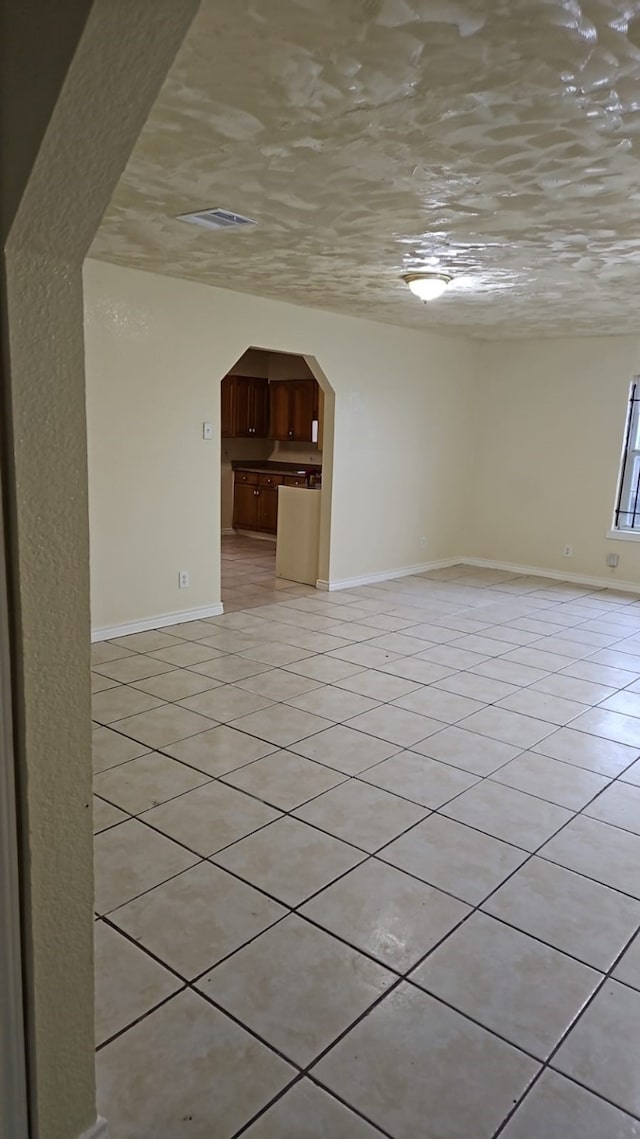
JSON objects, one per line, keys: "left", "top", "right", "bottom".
{"left": 220, "top": 376, "right": 235, "bottom": 438}
{"left": 256, "top": 486, "right": 278, "bottom": 533}
{"left": 249, "top": 378, "right": 269, "bottom": 437}
{"left": 232, "top": 483, "right": 258, "bottom": 529}
{"left": 290, "top": 379, "right": 317, "bottom": 441}
{"left": 232, "top": 377, "right": 253, "bottom": 437}
{"left": 269, "top": 381, "right": 291, "bottom": 440}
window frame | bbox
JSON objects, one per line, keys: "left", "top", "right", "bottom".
{"left": 610, "top": 379, "right": 640, "bottom": 541}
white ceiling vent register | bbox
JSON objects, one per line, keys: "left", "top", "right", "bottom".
{"left": 176, "top": 207, "right": 257, "bottom": 231}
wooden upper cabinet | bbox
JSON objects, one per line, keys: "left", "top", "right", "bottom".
{"left": 221, "top": 375, "right": 269, "bottom": 438}
{"left": 269, "top": 378, "right": 318, "bottom": 442}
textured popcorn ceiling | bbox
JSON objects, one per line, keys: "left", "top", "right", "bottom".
{"left": 91, "top": 0, "right": 640, "bottom": 338}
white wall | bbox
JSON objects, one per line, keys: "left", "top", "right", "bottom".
{"left": 470, "top": 336, "right": 640, "bottom": 586}
{"left": 85, "top": 258, "right": 476, "bottom": 631}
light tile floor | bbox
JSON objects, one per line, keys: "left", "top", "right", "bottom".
{"left": 93, "top": 550, "right": 640, "bottom": 1138}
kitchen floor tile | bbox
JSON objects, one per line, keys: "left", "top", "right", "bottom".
{"left": 484, "top": 856, "right": 640, "bottom": 970}
{"left": 291, "top": 723, "right": 400, "bottom": 774}
{"left": 490, "top": 750, "right": 609, "bottom": 810}
{"left": 92, "top": 686, "right": 165, "bottom": 725}
{"left": 300, "top": 859, "right": 470, "bottom": 971}
{"left": 570, "top": 707, "right": 640, "bottom": 747}
{"left": 221, "top": 749, "right": 346, "bottom": 810}
{"left": 178, "top": 684, "right": 274, "bottom": 722}
{"left": 93, "top": 752, "right": 209, "bottom": 814}
{"left": 284, "top": 656, "right": 365, "bottom": 683}
{"left": 96, "top": 990, "right": 294, "bottom": 1139}
{"left": 345, "top": 705, "right": 444, "bottom": 747}
{"left": 613, "top": 932, "right": 640, "bottom": 991}
{"left": 141, "top": 781, "right": 280, "bottom": 857}
{"left": 94, "top": 819, "right": 198, "bottom": 914}
{"left": 94, "top": 920, "right": 181, "bottom": 1045}
{"left": 111, "top": 704, "right": 217, "bottom": 748}
{"left": 161, "top": 724, "right": 276, "bottom": 777}
{"left": 93, "top": 796, "right": 128, "bottom": 833}
{"left": 392, "top": 687, "right": 485, "bottom": 723}
{"left": 360, "top": 750, "right": 479, "bottom": 808}
{"left": 241, "top": 1079, "right": 383, "bottom": 1139}
{"left": 231, "top": 704, "right": 334, "bottom": 747}
{"left": 496, "top": 688, "right": 589, "bottom": 726}
{"left": 287, "top": 684, "right": 380, "bottom": 722}
{"left": 234, "top": 667, "right": 323, "bottom": 700}
{"left": 92, "top": 655, "right": 175, "bottom": 685}
{"left": 212, "top": 816, "right": 365, "bottom": 906}
{"left": 314, "top": 983, "right": 538, "bottom": 1139}
{"left": 441, "top": 779, "right": 572, "bottom": 851}
{"left": 501, "top": 1069, "right": 640, "bottom": 1139}
{"left": 414, "top": 724, "right": 521, "bottom": 775}
{"left": 553, "top": 980, "right": 640, "bottom": 1117}
{"left": 411, "top": 911, "right": 599, "bottom": 1058}
{"left": 293, "top": 778, "right": 427, "bottom": 852}
{"left": 379, "top": 814, "right": 527, "bottom": 904}
{"left": 92, "top": 726, "right": 150, "bottom": 773}
{"left": 333, "top": 669, "right": 422, "bottom": 701}
{"left": 131, "top": 669, "right": 222, "bottom": 701}
{"left": 541, "top": 814, "right": 640, "bottom": 897}
{"left": 111, "top": 861, "right": 286, "bottom": 979}
{"left": 197, "top": 915, "right": 393, "bottom": 1065}
{"left": 458, "top": 706, "right": 556, "bottom": 749}
{"left": 584, "top": 780, "right": 640, "bottom": 835}
{"left": 533, "top": 726, "right": 639, "bottom": 776}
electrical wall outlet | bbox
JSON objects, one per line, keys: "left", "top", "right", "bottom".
{"left": 607, "top": 553, "right": 619, "bottom": 568}
{"left": 563, "top": 545, "right": 573, "bottom": 557}
{"left": 202, "top": 422, "right": 213, "bottom": 440}
{"left": 178, "top": 570, "right": 190, "bottom": 588}
{"left": 420, "top": 536, "right": 427, "bottom": 550}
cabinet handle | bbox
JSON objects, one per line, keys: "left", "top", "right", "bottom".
{"left": 288, "top": 430, "right": 293, "bottom": 437}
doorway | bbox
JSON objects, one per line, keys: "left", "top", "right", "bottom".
{"left": 218, "top": 346, "right": 334, "bottom": 609}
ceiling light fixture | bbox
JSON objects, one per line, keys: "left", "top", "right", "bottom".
{"left": 403, "top": 272, "right": 453, "bottom": 302}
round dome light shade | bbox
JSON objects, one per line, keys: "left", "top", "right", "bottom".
{"left": 404, "top": 273, "right": 452, "bottom": 301}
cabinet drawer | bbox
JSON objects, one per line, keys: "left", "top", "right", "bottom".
{"left": 283, "top": 475, "right": 308, "bottom": 488}
{"left": 235, "top": 471, "right": 258, "bottom": 485}
{"left": 258, "top": 473, "right": 283, "bottom": 487}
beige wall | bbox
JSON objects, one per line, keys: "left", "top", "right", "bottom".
{"left": 470, "top": 336, "right": 640, "bottom": 586}
{"left": 85, "top": 257, "right": 476, "bottom": 630}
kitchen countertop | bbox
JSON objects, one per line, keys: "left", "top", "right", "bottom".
{"left": 231, "top": 460, "right": 322, "bottom": 475}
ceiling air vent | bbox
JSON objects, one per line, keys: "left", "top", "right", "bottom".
{"left": 176, "top": 207, "right": 257, "bottom": 231}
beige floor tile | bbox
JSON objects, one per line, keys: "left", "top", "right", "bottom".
{"left": 530, "top": 673, "right": 617, "bottom": 706}
{"left": 148, "top": 641, "right": 225, "bottom": 666}
{"left": 288, "top": 685, "right": 380, "bottom": 721}
{"left": 490, "top": 751, "right": 609, "bottom": 810}
{"left": 533, "top": 726, "right": 639, "bottom": 776}
{"left": 414, "top": 724, "right": 521, "bottom": 775}
{"left": 94, "top": 921, "right": 180, "bottom": 1045}
{"left": 93, "top": 796, "right": 128, "bottom": 833}
{"left": 541, "top": 815, "right": 640, "bottom": 897}
{"left": 92, "top": 655, "right": 175, "bottom": 685}
{"left": 230, "top": 704, "right": 334, "bottom": 747}
{"left": 94, "top": 752, "right": 209, "bottom": 814}
{"left": 178, "top": 684, "right": 274, "bottom": 722}
{"left": 458, "top": 706, "right": 556, "bottom": 749}
{"left": 111, "top": 861, "right": 286, "bottom": 979}
{"left": 501, "top": 646, "right": 573, "bottom": 672}
{"left": 621, "top": 757, "right": 640, "bottom": 786}
{"left": 314, "top": 983, "right": 538, "bottom": 1139}
{"left": 197, "top": 915, "right": 393, "bottom": 1065}
{"left": 94, "top": 819, "right": 198, "bottom": 914}
{"left": 415, "top": 643, "right": 490, "bottom": 670}
{"left": 613, "top": 932, "right": 640, "bottom": 991}
{"left": 294, "top": 779, "right": 427, "bottom": 852}
{"left": 157, "top": 618, "right": 224, "bottom": 641}
{"left": 378, "top": 657, "right": 459, "bottom": 685}
{"left": 284, "top": 656, "right": 364, "bottom": 683}
{"left": 96, "top": 990, "right": 294, "bottom": 1139}
{"left": 484, "top": 857, "right": 640, "bottom": 971}
{"left": 328, "top": 642, "right": 403, "bottom": 669}
{"left": 242, "top": 1079, "right": 382, "bottom": 1139}
{"left": 571, "top": 707, "right": 640, "bottom": 747}
{"left": 501, "top": 1069, "right": 640, "bottom": 1139}
{"left": 560, "top": 659, "right": 639, "bottom": 688}
{"left": 553, "top": 980, "right": 640, "bottom": 1116}
{"left": 141, "top": 781, "right": 280, "bottom": 857}
{"left": 496, "top": 688, "right": 589, "bottom": 726}
{"left": 433, "top": 671, "right": 519, "bottom": 703}
{"left": 345, "top": 705, "right": 444, "bottom": 747}
{"left": 301, "top": 859, "right": 469, "bottom": 971}
{"left": 412, "top": 912, "right": 599, "bottom": 1059}
{"left": 291, "top": 723, "right": 400, "bottom": 774}
{"left": 441, "top": 779, "right": 572, "bottom": 851}
{"left": 162, "top": 725, "right": 276, "bottom": 777}
{"left": 392, "top": 687, "right": 485, "bottom": 723}
{"left": 91, "top": 672, "right": 120, "bottom": 694}
{"left": 221, "top": 749, "right": 346, "bottom": 810}
{"left": 189, "top": 654, "right": 272, "bottom": 682}
{"left": 92, "top": 686, "right": 165, "bottom": 725}
{"left": 92, "top": 641, "right": 135, "bottom": 665}
{"left": 235, "top": 667, "right": 323, "bottom": 700}
{"left": 360, "top": 750, "right": 479, "bottom": 809}
{"left": 584, "top": 780, "right": 640, "bottom": 835}
{"left": 240, "top": 642, "right": 316, "bottom": 666}
{"left": 110, "top": 630, "right": 184, "bottom": 653}
{"left": 111, "top": 704, "right": 217, "bottom": 747}
{"left": 92, "top": 726, "right": 150, "bottom": 773}
{"left": 334, "top": 670, "right": 421, "bottom": 701}
{"left": 131, "top": 669, "right": 222, "bottom": 701}
{"left": 380, "top": 814, "right": 527, "bottom": 904}
{"left": 471, "top": 658, "right": 549, "bottom": 686}
{"left": 212, "top": 817, "right": 365, "bottom": 906}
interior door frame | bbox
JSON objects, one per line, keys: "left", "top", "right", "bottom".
{"left": 0, "top": 457, "right": 29, "bottom": 1138}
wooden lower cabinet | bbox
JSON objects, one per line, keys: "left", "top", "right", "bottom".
{"left": 232, "top": 473, "right": 280, "bottom": 534}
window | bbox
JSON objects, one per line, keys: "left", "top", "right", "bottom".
{"left": 614, "top": 380, "right": 640, "bottom": 532}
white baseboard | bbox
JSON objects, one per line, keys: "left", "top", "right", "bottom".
{"left": 221, "top": 528, "right": 235, "bottom": 536}
{"left": 316, "top": 558, "right": 458, "bottom": 592}
{"left": 91, "top": 604, "right": 224, "bottom": 642}
{"left": 461, "top": 557, "right": 640, "bottom": 594}
{"left": 77, "top": 1118, "right": 108, "bottom": 1139}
